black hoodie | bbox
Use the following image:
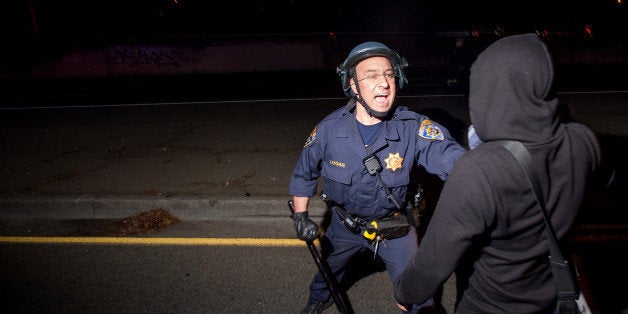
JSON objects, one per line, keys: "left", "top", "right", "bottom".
{"left": 394, "top": 33, "right": 601, "bottom": 313}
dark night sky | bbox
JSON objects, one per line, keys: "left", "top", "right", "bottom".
{"left": 5, "top": 0, "right": 626, "bottom": 43}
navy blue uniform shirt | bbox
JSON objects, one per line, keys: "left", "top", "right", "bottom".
{"left": 289, "top": 100, "right": 466, "bottom": 219}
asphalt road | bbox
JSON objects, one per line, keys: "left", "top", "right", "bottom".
{"left": 0, "top": 218, "right": 458, "bottom": 313}
{"left": 1, "top": 69, "right": 627, "bottom": 313}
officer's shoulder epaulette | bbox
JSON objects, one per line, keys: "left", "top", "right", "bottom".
{"left": 320, "top": 105, "right": 352, "bottom": 123}
{"left": 393, "top": 106, "right": 420, "bottom": 121}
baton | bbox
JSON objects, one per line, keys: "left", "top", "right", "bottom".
{"left": 288, "top": 200, "right": 350, "bottom": 314}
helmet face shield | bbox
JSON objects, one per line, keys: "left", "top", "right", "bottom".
{"left": 337, "top": 42, "right": 408, "bottom": 97}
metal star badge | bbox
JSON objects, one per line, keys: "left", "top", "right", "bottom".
{"left": 384, "top": 152, "right": 403, "bottom": 172}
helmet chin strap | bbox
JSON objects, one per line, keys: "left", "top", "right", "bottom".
{"left": 353, "top": 80, "right": 390, "bottom": 119}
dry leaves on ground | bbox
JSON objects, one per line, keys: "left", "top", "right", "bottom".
{"left": 106, "top": 207, "right": 180, "bottom": 236}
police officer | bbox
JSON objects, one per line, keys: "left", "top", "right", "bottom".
{"left": 289, "top": 42, "right": 466, "bottom": 313}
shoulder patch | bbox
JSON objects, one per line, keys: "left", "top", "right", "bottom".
{"left": 303, "top": 126, "right": 317, "bottom": 147}
{"left": 418, "top": 119, "right": 445, "bottom": 140}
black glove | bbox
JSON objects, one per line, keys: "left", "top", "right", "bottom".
{"left": 291, "top": 211, "right": 318, "bottom": 242}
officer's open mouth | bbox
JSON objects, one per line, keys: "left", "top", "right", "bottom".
{"left": 375, "top": 94, "right": 389, "bottom": 103}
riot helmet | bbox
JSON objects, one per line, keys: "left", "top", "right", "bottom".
{"left": 337, "top": 41, "right": 408, "bottom": 98}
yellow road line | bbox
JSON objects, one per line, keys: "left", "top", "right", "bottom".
{"left": 0, "top": 236, "right": 318, "bottom": 246}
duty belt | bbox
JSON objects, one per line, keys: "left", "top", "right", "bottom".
{"left": 333, "top": 205, "right": 411, "bottom": 241}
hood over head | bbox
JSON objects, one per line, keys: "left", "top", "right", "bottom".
{"left": 469, "top": 33, "right": 560, "bottom": 143}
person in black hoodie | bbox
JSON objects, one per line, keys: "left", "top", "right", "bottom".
{"left": 393, "top": 33, "right": 601, "bottom": 313}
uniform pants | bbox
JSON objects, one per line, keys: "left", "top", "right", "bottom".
{"left": 307, "top": 210, "right": 434, "bottom": 313}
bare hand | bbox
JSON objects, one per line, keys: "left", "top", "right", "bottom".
{"left": 397, "top": 303, "right": 408, "bottom": 312}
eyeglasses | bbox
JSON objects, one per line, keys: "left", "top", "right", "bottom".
{"left": 354, "top": 71, "right": 398, "bottom": 86}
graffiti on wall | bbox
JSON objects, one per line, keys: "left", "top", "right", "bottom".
{"left": 110, "top": 47, "right": 182, "bottom": 69}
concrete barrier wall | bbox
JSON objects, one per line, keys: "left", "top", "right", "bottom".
{"left": 28, "top": 42, "right": 326, "bottom": 79}
{"left": 5, "top": 35, "right": 628, "bottom": 79}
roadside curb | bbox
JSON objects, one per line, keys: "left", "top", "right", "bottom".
{"left": 0, "top": 195, "right": 328, "bottom": 220}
